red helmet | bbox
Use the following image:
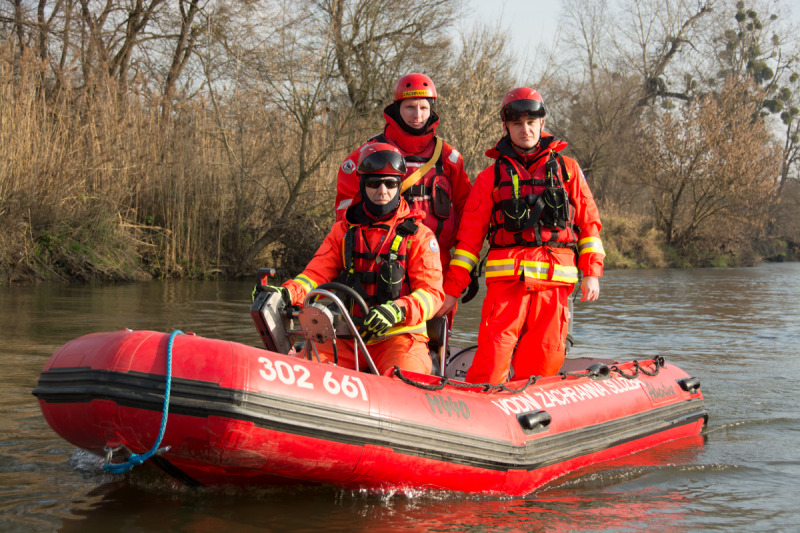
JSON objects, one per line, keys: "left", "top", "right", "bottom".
{"left": 357, "top": 143, "right": 407, "bottom": 177}
{"left": 393, "top": 73, "right": 437, "bottom": 102}
{"left": 501, "top": 87, "right": 547, "bottom": 121}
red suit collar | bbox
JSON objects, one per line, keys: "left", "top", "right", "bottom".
{"left": 485, "top": 133, "right": 567, "bottom": 165}
{"left": 382, "top": 105, "right": 440, "bottom": 155}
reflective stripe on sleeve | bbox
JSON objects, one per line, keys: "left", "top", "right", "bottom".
{"left": 578, "top": 236, "right": 605, "bottom": 256}
{"left": 370, "top": 322, "right": 428, "bottom": 343}
{"left": 450, "top": 248, "right": 479, "bottom": 272}
{"left": 294, "top": 274, "right": 318, "bottom": 292}
{"left": 411, "top": 289, "right": 436, "bottom": 321}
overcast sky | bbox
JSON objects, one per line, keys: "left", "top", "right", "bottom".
{"left": 460, "top": 0, "right": 800, "bottom": 53}
{"left": 462, "top": 0, "right": 561, "bottom": 53}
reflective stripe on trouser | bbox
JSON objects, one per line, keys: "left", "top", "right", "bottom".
{"left": 313, "top": 333, "right": 432, "bottom": 375}
{"left": 485, "top": 259, "right": 579, "bottom": 284}
{"left": 465, "top": 280, "right": 570, "bottom": 384}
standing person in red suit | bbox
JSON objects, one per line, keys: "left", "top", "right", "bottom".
{"left": 282, "top": 144, "right": 444, "bottom": 375}
{"left": 438, "top": 88, "right": 605, "bottom": 384}
{"left": 335, "top": 74, "right": 472, "bottom": 309}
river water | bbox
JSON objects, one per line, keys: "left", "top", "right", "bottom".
{"left": 1, "top": 263, "right": 798, "bottom": 532}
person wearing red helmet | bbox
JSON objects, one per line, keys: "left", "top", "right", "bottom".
{"left": 438, "top": 87, "right": 605, "bottom": 384}
{"left": 282, "top": 143, "right": 444, "bottom": 375}
{"left": 334, "top": 74, "right": 472, "bottom": 299}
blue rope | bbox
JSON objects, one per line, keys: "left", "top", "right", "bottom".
{"left": 103, "top": 329, "right": 182, "bottom": 474}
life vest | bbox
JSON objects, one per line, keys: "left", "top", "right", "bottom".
{"left": 338, "top": 218, "right": 420, "bottom": 312}
{"left": 488, "top": 151, "right": 577, "bottom": 250}
{"left": 371, "top": 133, "right": 459, "bottom": 250}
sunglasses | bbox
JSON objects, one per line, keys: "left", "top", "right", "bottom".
{"left": 358, "top": 151, "right": 407, "bottom": 174}
{"left": 364, "top": 177, "right": 401, "bottom": 190}
{"left": 501, "top": 99, "right": 546, "bottom": 122}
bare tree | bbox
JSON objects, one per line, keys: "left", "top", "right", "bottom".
{"left": 616, "top": 0, "right": 713, "bottom": 106}
{"left": 192, "top": 0, "right": 464, "bottom": 272}
{"left": 78, "top": 0, "right": 167, "bottom": 89}
{"left": 193, "top": 1, "right": 358, "bottom": 271}
{"left": 556, "top": 0, "right": 713, "bottom": 109}
{"left": 632, "top": 79, "right": 780, "bottom": 254}
{"left": 777, "top": 89, "right": 800, "bottom": 194}
{"left": 323, "top": 0, "right": 455, "bottom": 114}
{"left": 713, "top": 1, "right": 800, "bottom": 196}
{"left": 436, "top": 23, "right": 516, "bottom": 179}
{"left": 550, "top": 0, "right": 646, "bottom": 205}
{"left": 161, "top": 0, "right": 201, "bottom": 119}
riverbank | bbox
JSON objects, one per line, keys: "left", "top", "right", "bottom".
{"left": 2, "top": 208, "right": 797, "bottom": 285}
{"left": 4, "top": 45, "right": 799, "bottom": 287}
{"left": 599, "top": 212, "right": 800, "bottom": 269}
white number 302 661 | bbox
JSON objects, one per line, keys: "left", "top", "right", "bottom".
{"left": 258, "top": 356, "right": 368, "bottom": 401}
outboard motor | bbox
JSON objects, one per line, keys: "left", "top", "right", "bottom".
{"left": 444, "top": 347, "right": 476, "bottom": 380}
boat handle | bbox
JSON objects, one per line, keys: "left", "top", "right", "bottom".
{"left": 677, "top": 377, "right": 701, "bottom": 394}
{"left": 517, "top": 410, "right": 552, "bottom": 432}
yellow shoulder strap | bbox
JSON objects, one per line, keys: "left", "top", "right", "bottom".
{"left": 400, "top": 137, "right": 444, "bottom": 194}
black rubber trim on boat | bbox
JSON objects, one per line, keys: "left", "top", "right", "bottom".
{"left": 34, "top": 367, "right": 708, "bottom": 473}
{"left": 149, "top": 455, "right": 203, "bottom": 488}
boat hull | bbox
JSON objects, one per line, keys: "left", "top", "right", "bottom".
{"left": 33, "top": 330, "right": 707, "bottom": 495}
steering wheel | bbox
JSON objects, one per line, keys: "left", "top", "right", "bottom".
{"left": 300, "top": 282, "right": 379, "bottom": 373}
{"left": 314, "top": 282, "right": 370, "bottom": 318}
{"left": 298, "top": 282, "right": 369, "bottom": 342}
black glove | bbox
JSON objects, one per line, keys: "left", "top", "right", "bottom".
{"left": 361, "top": 302, "right": 404, "bottom": 338}
{"left": 253, "top": 284, "right": 293, "bottom": 306}
{"left": 276, "top": 286, "right": 292, "bottom": 307}
{"left": 462, "top": 271, "right": 480, "bottom": 304}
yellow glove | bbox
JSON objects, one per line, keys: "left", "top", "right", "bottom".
{"left": 361, "top": 302, "right": 404, "bottom": 338}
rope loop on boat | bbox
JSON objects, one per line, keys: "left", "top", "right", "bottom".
{"left": 392, "top": 367, "right": 538, "bottom": 393}
{"left": 610, "top": 356, "right": 665, "bottom": 379}
{"left": 102, "top": 329, "right": 182, "bottom": 475}
{"left": 392, "top": 356, "right": 665, "bottom": 392}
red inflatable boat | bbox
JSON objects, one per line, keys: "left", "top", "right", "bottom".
{"left": 33, "top": 282, "right": 707, "bottom": 495}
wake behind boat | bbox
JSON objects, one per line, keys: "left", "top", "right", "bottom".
{"left": 32, "top": 281, "right": 707, "bottom": 495}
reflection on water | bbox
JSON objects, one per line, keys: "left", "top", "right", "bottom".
{"left": 1, "top": 263, "right": 799, "bottom": 532}
{"left": 53, "top": 438, "right": 706, "bottom": 533}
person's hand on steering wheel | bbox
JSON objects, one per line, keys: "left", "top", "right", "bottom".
{"left": 361, "top": 302, "right": 404, "bottom": 339}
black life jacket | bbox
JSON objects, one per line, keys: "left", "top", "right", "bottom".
{"left": 338, "top": 218, "right": 419, "bottom": 311}
{"left": 488, "top": 151, "right": 577, "bottom": 249}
